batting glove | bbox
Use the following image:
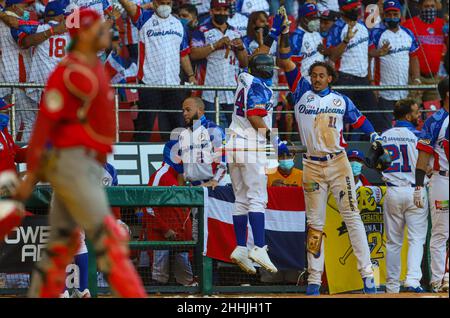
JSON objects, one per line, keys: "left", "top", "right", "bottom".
{"left": 269, "top": 12, "right": 286, "bottom": 40}
{"left": 413, "top": 186, "right": 425, "bottom": 208}
{"left": 370, "top": 132, "right": 383, "bottom": 143}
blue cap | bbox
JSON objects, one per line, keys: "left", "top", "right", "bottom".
{"left": 163, "top": 140, "right": 184, "bottom": 174}
{"left": 347, "top": 149, "right": 365, "bottom": 162}
{"left": 383, "top": 0, "right": 402, "bottom": 12}
{"left": 45, "top": 1, "right": 65, "bottom": 18}
{"left": 298, "top": 2, "right": 318, "bottom": 18}
{"left": 5, "top": 0, "right": 29, "bottom": 6}
{"left": 0, "top": 98, "right": 13, "bottom": 111}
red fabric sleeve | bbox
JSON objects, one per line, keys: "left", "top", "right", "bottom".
{"left": 14, "top": 145, "right": 27, "bottom": 163}
{"left": 152, "top": 207, "right": 171, "bottom": 234}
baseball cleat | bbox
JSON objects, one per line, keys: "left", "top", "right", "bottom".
{"left": 430, "top": 281, "right": 442, "bottom": 293}
{"left": 306, "top": 284, "right": 320, "bottom": 296}
{"left": 405, "top": 286, "right": 425, "bottom": 293}
{"left": 248, "top": 246, "right": 278, "bottom": 273}
{"left": 71, "top": 289, "right": 91, "bottom": 298}
{"left": 230, "top": 246, "right": 257, "bottom": 275}
{"left": 363, "top": 276, "right": 377, "bottom": 294}
{"left": 439, "top": 281, "right": 448, "bottom": 293}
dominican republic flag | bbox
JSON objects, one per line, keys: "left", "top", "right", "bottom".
{"left": 203, "top": 186, "right": 306, "bottom": 270}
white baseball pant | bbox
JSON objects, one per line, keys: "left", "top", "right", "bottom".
{"left": 151, "top": 250, "right": 194, "bottom": 285}
{"left": 303, "top": 152, "right": 373, "bottom": 285}
{"left": 13, "top": 89, "right": 37, "bottom": 143}
{"left": 429, "top": 172, "right": 449, "bottom": 286}
{"left": 384, "top": 186, "right": 428, "bottom": 293}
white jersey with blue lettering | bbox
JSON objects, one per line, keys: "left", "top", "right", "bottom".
{"left": 417, "top": 109, "right": 449, "bottom": 172}
{"left": 68, "top": 0, "right": 112, "bottom": 20}
{"left": 236, "top": 0, "right": 269, "bottom": 16}
{"left": 132, "top": 8, "right": 190, "bottom": 85}
{"left": 228, "top": 12, "right": 248, "bottom": 37}
{"left": 229, "top": 72, "right": 274, "bottom": 142}
{"left": 287, "top": 68, "right": 368, "bottom": 156}
{"left": 381, "top": 121, "right": 421, "bottom": 186}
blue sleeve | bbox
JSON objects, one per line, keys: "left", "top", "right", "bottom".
{"left": 246, "top": 81, "right": 269, "bottom": 113}
{"left": 10, "top": 22, "right": 38, "bottom": 46}
{"left": 326, "top": 20, "right": 344, "bottom": 48}
{"left": 402, "top": 27, "right": 419, "bottom": 53}
{"left": 191, "top": 29, "right": 206, "bottom": 47}
{"left": 180, "top": 25, "right": 189, "bottom": 53}
{"left": 418, "top": 116, "right": 440, "bottom": 148}
{"left": 132, "top": 7, "right": 154, "bottom": 31}
{"left": 446, "top": 125, "right": 449, "bottom": 141}
{"left": 102, "top": 0, "right": 112, "bottom": 11}
{"left": 290, "top": 30, "right": 305, "bottom": 58}
{"left": 284, "top": 68, "right": 312, "bottom": 104}
{"left": 235, "top": 0, "right": 244, "bottom": 12}
{"left": 242, "top": 36, "right": 252, "bottom": 54}
{"left": 370, "top": 27, "right": 384, "bottom": 48}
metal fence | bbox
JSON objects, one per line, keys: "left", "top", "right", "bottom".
{"left": 0, "top": 82, "right": 438, "bottom": 141}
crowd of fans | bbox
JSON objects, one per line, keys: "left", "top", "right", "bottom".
{"left": 0, "top": 0, "right": 448, "bottom": 143}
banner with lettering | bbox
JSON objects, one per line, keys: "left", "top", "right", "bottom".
{"left": 324, "top": 186, "right": 409, "bottom": 294}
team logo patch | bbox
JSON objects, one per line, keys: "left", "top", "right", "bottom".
{"left": 44, "top": 89, "right": 63, "bottom": 113}
{"left": 255, "top": 103, "right": 265, "bottom": 109}
{"left": 306, "top": 94, "right": 315, "bottom": 103}
{"left": 303, "top": 182, "right": 319, "bottom": 192}
{"left": 333, "top": 99, "right": 342, "bottom": 107}
{"left": 419, "top": 139, "right": 431, "bottom": 145}
{"left": 427, "top": 27, "right": 435, "bottom": 34}
{"left": 152, "top": 19, "right": 159, "bottom": 27}
{"left": 435, "top": 200, "right": 449, "bottom": 212}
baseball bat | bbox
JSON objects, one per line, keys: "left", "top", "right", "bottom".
{"left": 339, "top": 246, "right": 354, "bottom": 265}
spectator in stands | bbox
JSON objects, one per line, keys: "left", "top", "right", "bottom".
{"left": 326, "top": 0, "right": 377, "bottom": 136}
{"left": 188, "top": 0, "right": 210, "bottom": 23}
{"left": 118, "top": 0, "right": 197, "bottom": 142}
{"left": 347, "top": 149, "right": 371, "bottom": 189}
{"left": 144, "top": 140, "right": 195, "bottom": 286}
{"left": 267, "top": 149, "right": 303, "bottom": 187}
{"left": 318, "top": 9, "right": 339, "bottom": 39}
{"left": 64, "top": 0, "right": 115, "bottom": 21}
{"left": 291, "top": 2, "right": 324, "bottom": 81}
{"left": 179, "top": 2, "right": 199, "bottom": 38}
{"left": 403, "top": 0, "right": 447, "bottom": 102}
{"left": 228, "top": 0, "right": 249, "bottom": 36}
{"left": 236, "top": 0, "right": 269, "bottom": 16}
{"left": 190, "top": 0, "right": 248, "bottom": 128}
{"left": 270, "top": 0, "right": 295, "bottom": 16}
{"left": 368, "top": 0, "right": 421, "bottom": 133}
{"left": 121, "top": 0, "right": 153, "bottom": 64}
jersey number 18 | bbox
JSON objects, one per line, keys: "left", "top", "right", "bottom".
{"left": 48, "top": 38, "right": 66, "bottom": 58}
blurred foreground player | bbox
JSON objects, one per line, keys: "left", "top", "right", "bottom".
{"left": 13, "top": 9, "right": 146, "bottom": 298}
{"left": 414, "top": 77, "right": 449, "bottom": 293}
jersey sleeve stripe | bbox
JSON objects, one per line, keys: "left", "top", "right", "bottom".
{"left": 247, "top": 108, "right": 268, "bottom": 117}
{"left": 132, "top": 6, "right": 142, "bottom": 24}
{"left": 351, "top": 115, "right": 366, "bottom": 129}
{"left": 104, "top": 5, "right": 113, "bottom": 14}
{"left": 180, "top": 46, "right": 190, "bottom": 57}
{"left": 416, "top": 142, "right": 434, "bottom": 154}
{"left": 286, "top": 68, "right": 302, "bottom": 93}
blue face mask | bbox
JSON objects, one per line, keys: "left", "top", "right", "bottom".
{"left": 350, "top": 161, "right": 363, "bottom": 176}
{"left": 180, "top": 18, "right": 190, "bottom": 28}
{"left": 320, "top": 31, "right": 329, "bottom": 38}
{"left": 0, "top": 113, "right": 10, "bottom": 130}
{"left": 22, "top": 10, "right": 30, "bottom": 21}
{"left": 279, "top": 159, "right": 295, "bottom": 172}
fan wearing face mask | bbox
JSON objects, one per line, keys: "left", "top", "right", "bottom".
{"left": 267, "top": 148, "right": 303, "bottom": 187}
{"left": 347, "top": 149, "right": 372, "bottom": 189}
{"left": 403, "top": 0, "right": 446, "bottom": 103}
{"left": 290, "top": 2, "right": 325, "bottom": 82}
{"left": 368, "top": 0, "right": 421, "bottom": 134}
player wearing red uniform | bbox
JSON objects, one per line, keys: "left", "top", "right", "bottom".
{"left": 14, "top": 9, "right": 146, "bottom": 298}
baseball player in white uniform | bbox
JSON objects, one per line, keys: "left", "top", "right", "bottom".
{"left": 414, "top": 77, "right": 449, "bottom": 293}
{"left": 381, "top": 99, "right": 428, "bottom": 293}
{"left": 27, "top": 2, "right": 70, "bottom": 104}
{"left": 226, "top": 12, "right": 288, "bottom": 275}
{"left": 277, "top": 8, "right": 382, "bottom": 294}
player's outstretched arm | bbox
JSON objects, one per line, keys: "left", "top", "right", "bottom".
{"left": 253, "top": 7, "right": 287, "bottom": 56}
{"left": 118, "top": 0, "right": 138, "bottom": 19}
{"left": 0, "top": 12, "right": 19, "bottom": 28}
{"left": 21, "top": 22, "right": 66, "bottom": 49}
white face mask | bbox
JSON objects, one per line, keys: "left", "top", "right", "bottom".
{"left": 307, "top": 19, "right": 320, "bottom": 33}
{"left": 156, "top": 4, "right": 172, "bottom": 18}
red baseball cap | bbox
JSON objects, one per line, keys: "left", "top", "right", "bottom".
{"left": 339, "top": 0, "right": 361, "bottom": 11}
{"left": 210, "top": 0, "right": 230, "bottom": 8}
{"left": 66, "top": 8, "right": 101, "bottom": 38}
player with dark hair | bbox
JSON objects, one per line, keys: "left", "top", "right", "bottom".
{"left": 13, "top": 9, "right": 146, "bottom": 298}
{"left": 276, "top": 7, "right": 390, "bottom": 295}
{"left": 414, "top": 77, "right": 449, "bottom": 293}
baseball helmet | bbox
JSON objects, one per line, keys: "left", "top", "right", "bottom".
{"left": 248, "top": 54, "right": 276, "bottom": 80}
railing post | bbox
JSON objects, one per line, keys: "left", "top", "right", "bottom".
{"left": 115, "top": 90, "right": 120, "bottom": 142}
{"left": 11, "top": 92, "right": 16, "bottom": 142}
{"left": 198, "top": 204, "right": 213, "bottom": 295}
{"left": 214, "top": 91, "right": 220, "bottom": 126}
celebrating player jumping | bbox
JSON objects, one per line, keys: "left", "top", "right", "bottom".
{"left": 275, "top": 9, "right": 390, "bottom": 296}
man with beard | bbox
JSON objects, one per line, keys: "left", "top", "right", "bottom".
{"left": 177, "top": 96, "right": 227, "bottom": 243}
{"left": 381, "top": 98, "right": 428, "bottom": 294}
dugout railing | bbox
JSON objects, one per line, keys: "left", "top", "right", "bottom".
{"left": 0, "top": 82, "right": 438, "bottom": 141}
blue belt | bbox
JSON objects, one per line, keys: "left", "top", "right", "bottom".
{"left": 438, "top": 170, "right": 449, "bottom": 177}
{"left": 386, "top": 182, "right": 416, "bottom": 187}
{"left": 190, "top": 179, "right": 211, "bottom": 186}
{"left": 303, "top": 151, "right": 343, "bottom": 162}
